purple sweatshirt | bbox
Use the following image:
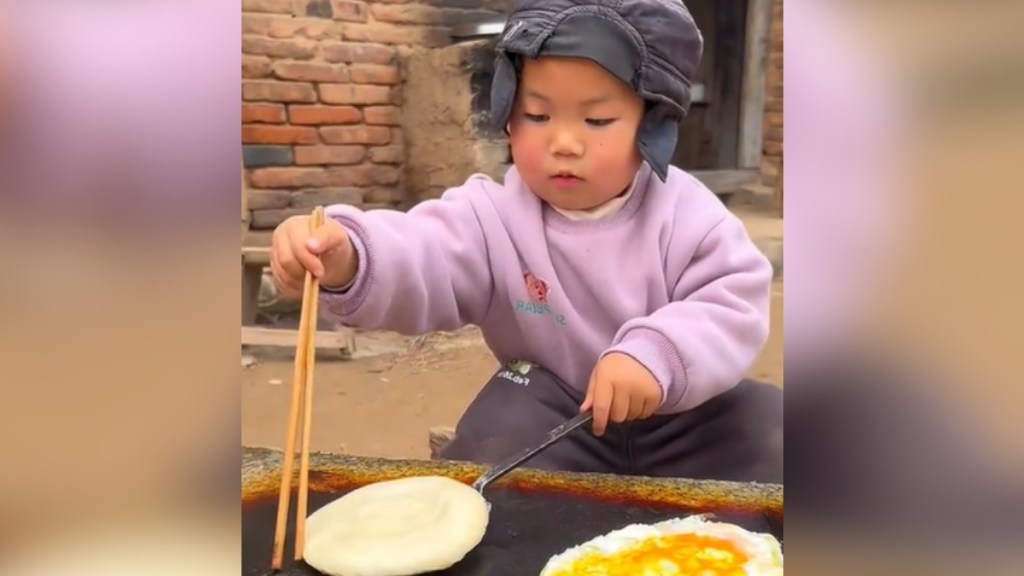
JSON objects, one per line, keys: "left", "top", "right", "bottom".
{"left": 320, "top": 163, "right": 772, "bottom": 413}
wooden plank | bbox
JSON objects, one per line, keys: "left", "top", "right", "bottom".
{"left": 242, "top": 246, "right": 271, "bottom": 266}
{"left": 738, "top": 0, "right": 773, "bottom": 169}
{"left": 242, "top": 326, "right": 356, "bottom": 351}
{"left": 712, "top": 0, "right": 747, "bottom": 169}
{"left": 243, "top": 230, "right": 274, "bottom": 248}
{"left": 690, "top": 169, "right": 759, "bottom": 194}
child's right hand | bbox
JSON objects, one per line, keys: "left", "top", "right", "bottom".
{"left": 270, "top": 215, "right": 357, "bottom": 299}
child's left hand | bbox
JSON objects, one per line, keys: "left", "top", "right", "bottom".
{"left": 581, "top": 353, "right": 662, "bottom": 436}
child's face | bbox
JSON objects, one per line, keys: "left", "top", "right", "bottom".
{"left": 508, "top": 56, "right": 645, "bottom": 211}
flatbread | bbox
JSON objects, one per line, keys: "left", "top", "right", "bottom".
{"left": 303, "top": 475, "right": 489, "bottom": 576}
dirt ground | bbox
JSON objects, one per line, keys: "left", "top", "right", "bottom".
{"left": 241, "top": 280, "right": 783, "bottom": 460}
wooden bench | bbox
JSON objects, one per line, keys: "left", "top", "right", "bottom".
{"left": 241, "top": 166, "right": 355, "bottom": 356}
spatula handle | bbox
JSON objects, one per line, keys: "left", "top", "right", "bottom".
{"left": 472, "top": 411, "right": 594, "bottom": 493}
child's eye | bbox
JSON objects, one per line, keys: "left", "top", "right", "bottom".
{"left": 586, "top": 118, "right": 616, "bottom": 127}
{"left": 523, "top": 113, "right": 549, "bottom": 123}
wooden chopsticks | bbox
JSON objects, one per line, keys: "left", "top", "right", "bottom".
{"left": 272, "top": 206, "right": 324, "bottom": 571}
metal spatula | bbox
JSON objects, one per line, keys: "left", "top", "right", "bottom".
{"left": 472, "top": 411, "right": 594, "bottom": 495}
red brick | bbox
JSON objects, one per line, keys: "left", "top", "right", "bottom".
{"left": 349, "top": 64, "right": 399, "bottom": 85}
{"left": 363, "top": 106, "right": 400, "bottom": 126}
{"left": 321, "top": 42, "right": 396, "bottom": 64}
{"left": 242, "top": 36, "right": 317, "bottom": 60}
{"left": 294, "top": 145, "right": 367, "bottom": 165}
{"left": 242, "top": 125, "right": 319, "bottom": 145}
{"left": 763, "top": 127, "right": 783, "bottom": 143}
{"left": 291, "top": 187, "right": 366, "bottom": 207}
{"left": 369, "top": 146, "right": 403, "bottom": 164}
{"left": 318, "top": 84, "right": 391, "bottom": 105}
{"left": 364, "top": 187, "right": 402, "bottom": 204}
{"left": 242, "top": 14, "right": 272, "bottom": 35}
{"left": 243, "top": 81, "right": 317, "bottom": 103}
{"left": 268, "top": 17, "right": 338, "bottom": 40}
{"left": 292, "top": 0, "right": 331, "bottom": 18}
{"left": 370, "top": 166, "right": 400, "bottom": 185}
{"left": 243, "top": 56, "right": 273, "bottom": 79}
{"left": 763, "top": 141, "right": 783, "bottom": 157}
{"left": 289, "top": 105, "right": 362, "bottom": 125}
{"left": 242, "top": 103, "right": 287, "bottom": 124}
{"left": 251, "top": 167, "right": 328, "bottom": 188}
{"left": 342, "top": 24, "right": 449, "bottom": 47}
{"left": 389, "top": 86, "right": 402, "bottom": 105}
{"left": 273, "top": 61, "right": 349, "bottom": 83}
{"left": 320, "top": 126, "right": 391, "bottom": 145}
{"left": 331, "top": 0, "right": 370, "bottom": 22}
{"left": 765, "top": 98, "right": 782, "bottom": 113}
{"left": 252, "top": 208, "right": 313, "bottom": 229}
{"left": 243, "top": 0, "right": 293, "bottom": 13}
{"left": 247, "top": 188, "right": 291, "bottom": 210}
{"left": 765, "top": 111, "right": 783, "bottom": 129}
{"left": 327, "top": 165, "right": 401, "bottom": 186}
{"left": 370, "top": 4, "right": 443, "bottom": 25}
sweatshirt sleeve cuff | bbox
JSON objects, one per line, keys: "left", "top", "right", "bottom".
{"left": 319, "top": 227, "right": 370, "bottom": 318}
{"left": 604, "top": 327, "right": 689, "bottom": 410}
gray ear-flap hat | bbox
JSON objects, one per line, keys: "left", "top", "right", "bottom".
{"left": 490, "top": 0, "right": 704, "bottom": 182}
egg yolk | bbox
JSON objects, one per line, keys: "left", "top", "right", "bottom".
{"left": 551, "top": 534, "right": 749, "bottom": 575}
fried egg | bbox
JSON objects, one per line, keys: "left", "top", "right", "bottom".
{"left": 539, "top": 515, "right": 783, "bottom": 576}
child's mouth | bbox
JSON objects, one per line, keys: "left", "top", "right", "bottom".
{"left": 551, "top": 173, "right": 583, "bottom": 189}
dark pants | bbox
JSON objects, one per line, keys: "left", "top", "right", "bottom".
{"left": 439, "top": 361, "right": 783, "bottom": 484}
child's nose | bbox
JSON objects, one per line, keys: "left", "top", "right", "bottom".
{"left": 550, "top": 129, "right": 584, "bottom": 157}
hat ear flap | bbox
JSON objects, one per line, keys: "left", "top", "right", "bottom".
{"left": 637, "top": 103, "right": 681, "bottom": 182}
{"left": 489, "top": 53, "right": 519, "bottom": 135}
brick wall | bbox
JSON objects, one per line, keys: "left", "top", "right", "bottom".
{"left": 241, "top": 0, "right": 506, "bottom": 235}
{"left": 242, "top": 0, "right": 782, "bottom": 232}
{"left": 760, "top": 0, "right": 783, "bottom": 208}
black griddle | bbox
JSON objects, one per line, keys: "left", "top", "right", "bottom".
{"left": 241, "top": 471, "right": 782, "bottom": 573}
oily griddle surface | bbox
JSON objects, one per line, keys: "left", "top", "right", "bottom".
{"left": 242, "top": 484, "right": 781, "bottom": 576}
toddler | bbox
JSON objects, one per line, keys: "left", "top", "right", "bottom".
{"left": 271, "top": 0, "right": 781, "bottom": 483}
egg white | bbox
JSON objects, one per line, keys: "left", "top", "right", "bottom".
{"left": 538, "top": 514, "right": 783, "bottom": 576}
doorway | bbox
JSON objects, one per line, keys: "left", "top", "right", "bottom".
{"left": 673, "top": 0, "right": 747, "bottom": 170}
{"left": 672, "top": 0, "right": 772, "bottom": 195}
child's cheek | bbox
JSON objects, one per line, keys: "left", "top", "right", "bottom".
{"left": 509, "top": 130, "right": 545, "bottom": 174}
{"left": 592, "top": 133, "right": 642, "bottom": 186}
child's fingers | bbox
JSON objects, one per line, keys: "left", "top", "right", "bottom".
{"left": 638, "top": 395, "right": 659, "bottom": 419}
{"left": 289, "top": 226, "right": 326, "bottom": 278}
{"left": 270, "top": 237, "right": 305, "bottom": 296}
{"left": 589, "top": 378, "right": 614, "bottom": 436}
{"left": 307, "top": 220, "right": 345, "bottom": 254}
{"left": 626, "top": 389, "right": 647, "bottom": 420}
{"left": 580, "top": 371, "right": 596, "bottom": 413}
{"left": 269, "top": 259, "right": 303, "bottom": 299}
{"left": 609, "top": 388, "right": 631, "bottom": 424}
